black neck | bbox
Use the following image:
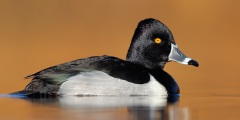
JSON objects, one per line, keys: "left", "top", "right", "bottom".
{"left": 148, "top": 67, "right": 180, "bottom": 94}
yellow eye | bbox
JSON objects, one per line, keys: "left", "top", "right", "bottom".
{"left": 154, "top": 38, "right": 162, "bottom": 44}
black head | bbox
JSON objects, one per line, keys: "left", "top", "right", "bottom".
{"left": 126, "top": 18, "right": 198, "bottom": 69}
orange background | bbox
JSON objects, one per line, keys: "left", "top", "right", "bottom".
{"left": 0, "top": 0, "right": 240, "bottom": 119}
{"left": 1, "top": 0, "right": 239, "bottom": 93}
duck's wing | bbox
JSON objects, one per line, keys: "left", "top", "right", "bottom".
{"left": 25, "top": 56, "right": 107, "bottom": 85}
{"left": 25, "top": 55, "right": 150, "bottom": 85}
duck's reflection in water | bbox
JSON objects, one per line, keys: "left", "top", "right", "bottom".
{"left": 26, "top": 95, "right": 189, "bottom": 120}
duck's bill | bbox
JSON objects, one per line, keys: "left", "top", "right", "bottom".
{"left": 168, "top": 43, "right": 199, "bottom": 67}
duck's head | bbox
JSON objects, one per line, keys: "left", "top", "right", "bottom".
{"left": 126, "top": 18, "right": 199, "bottom": 69}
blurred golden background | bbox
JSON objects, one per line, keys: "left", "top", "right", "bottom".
{"left": 0, "top": 0, "right": 240, "bottom": 119}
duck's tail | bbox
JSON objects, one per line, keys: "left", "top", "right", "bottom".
{"left": 0, "top": 91, "right": 29, "bottom": 98}
{"left": 9, "top": 90, "right": 38, "bottom": 98}
{"left": 8, "top": 78, "right": 60, "bottom": 98}
{"left": 9, "top": 90, "right": 58, "bottom": 98}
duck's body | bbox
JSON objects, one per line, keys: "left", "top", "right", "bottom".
{"left": 12, "top": 18, "right": 198, "bottom": 97}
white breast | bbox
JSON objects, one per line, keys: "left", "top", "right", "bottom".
{"left": 58, "top": 71, "right": 167, "bottom": 96}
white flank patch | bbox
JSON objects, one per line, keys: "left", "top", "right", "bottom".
{"left": 58, "top": 71, "right": 167, "bottom": 96}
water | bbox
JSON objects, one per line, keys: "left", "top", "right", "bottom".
{"left": 1, "top": 92, "right": 240, "bottom": 120}
{"left": 0, "top": 95, "right": 186, "bottom": 120}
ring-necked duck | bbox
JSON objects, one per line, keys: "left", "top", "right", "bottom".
{"left": 12, "top": 18, "right": 198, "bottom": 97}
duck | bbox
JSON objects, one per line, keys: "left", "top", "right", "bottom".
{"left": 12, "top": 18, "right": 198, "bottom": 97}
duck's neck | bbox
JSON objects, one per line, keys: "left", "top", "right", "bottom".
{"left": 126, "top": 54, "right": 179, "bottom": 94}
{"left": 148, "top": 67, "right": 180, "bottom": 94}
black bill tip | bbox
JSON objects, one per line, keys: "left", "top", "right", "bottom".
{"left": 188, "top": 60, "right": 199, "bottom": 67}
